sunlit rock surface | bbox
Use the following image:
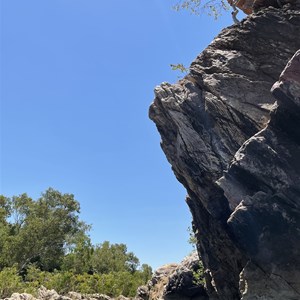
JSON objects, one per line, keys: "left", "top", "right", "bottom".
{"left": 150, "top": 3, "right": 300, "bottom": 299}
{"left": 136, "top": 252, "right": 208, "bottom": 300}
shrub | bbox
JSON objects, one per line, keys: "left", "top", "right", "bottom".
{"left": 0, "top": 267, "right": 24, "bottom": 298}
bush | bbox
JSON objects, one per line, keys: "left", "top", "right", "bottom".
{"left": 0, "top": 267, "right": 150, "bottom": 298}
{"left": 0, "top": 267, "right": 24, "bottom": 298}
{"left": 0, "top": 189, "right": 153, "bottom": 298}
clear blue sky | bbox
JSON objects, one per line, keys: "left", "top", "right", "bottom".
{"left": 1, "top": 0, "right": 233, "bottom": 270}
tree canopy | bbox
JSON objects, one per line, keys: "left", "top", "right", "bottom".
{"left": 0, "top": 188, "right": 152, "bottom": 297}
{"left": 0, "top": 188, "right": 88, "bottom": 272}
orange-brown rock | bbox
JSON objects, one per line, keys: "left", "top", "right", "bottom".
{"left": 253, "top": 0, "right": 296, "bottom": 12}
{"left": 229, "top": 0, "right": 297, "bottom": 14}
{"left": 228, "top": 0, "right": 254, "bottom": 14}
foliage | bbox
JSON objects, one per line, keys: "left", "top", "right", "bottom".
{"left": 0, "top": 267, "right": 24, "bottom": 298}
{"left": 91, "top": 241, "right": 139, "bottom": 274}
{"left": 170, "top": 63, "right": 189, "bottom": 74}
{"left": 0, "top": 188, "right": 88, "bottom": 272}
{"left": 192, "top": 260, "right": 205, "bottom": 285}
{"left": 173, "top": 0, "right": 230, "bottom": 19}
{"left": 187, "top": 226, "right": 198, "bottom": 249}
{"left": 0, "top": 188, "right": 153, "bottom": 298}
{"left": 187, "top": 227, "right": 205, "bottom": 286}
{"left": 0, "top": 267, "right": 152, "bottom": 298}
{"left": 62, "top": 232, "right": 94, "bottom": 274}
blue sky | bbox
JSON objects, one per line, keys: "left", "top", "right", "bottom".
{"left": 1, "top": 1, "right": 233, "bottom": 270}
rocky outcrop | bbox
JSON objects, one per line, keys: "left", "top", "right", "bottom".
{"left": 149, "top": 3, "right": 300, "bottom": 300}
{"left": 136, "top": 252, "right": 208, "bottom": 300}
{"left": 164, "top": 253, "right": 207, "bottom": 300}
{"left": 232, "top": 0, "right": 297, "bottom": 15}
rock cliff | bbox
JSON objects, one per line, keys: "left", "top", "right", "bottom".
{"left": 149, "top": 3, "right": 300, "bottom": 300}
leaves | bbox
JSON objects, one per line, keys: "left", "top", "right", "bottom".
{"left": 91, "top": 241, "right": 140, "bottom": 274}
{"left": 173, "top": 0, "right": 230, "bottom": 19}
{"left": 170, "top": 63, "right": 189, "bottom": 74}
{"left": 0, "top": 188, "right": 153, "bottom": 298}
{"left": 0, "top": 188, "right": 89, "bottom": 272}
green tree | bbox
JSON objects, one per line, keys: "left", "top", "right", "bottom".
{"left": 0, "top": 188, "right": 153, "bottom": 298}
{"left": 0, "top": 188, "right": 89, "bottom": 272}
{"left": 91, "top": 241, "right": 140, "bottom": 274}
{"left": 62, "top": 231, "right": 93, "bottom": 274}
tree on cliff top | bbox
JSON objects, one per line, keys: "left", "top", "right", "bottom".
{"left": 173, "top": 0, "right": 230, "bottom": 18}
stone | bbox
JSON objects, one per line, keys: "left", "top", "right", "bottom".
{"left": 149, "top": 4, "right": 300, "bottom": 300}
{"left": 221, "top": 50, "right": 300, "bottom": 299}
{"left": 37, "top": 287, "right": 67, "bottom": 300}
{"left": 136, "top": 286, "right": 149, "bottom": 300}
{"left": 85, "top": 295, "right": 111, "bottom": 300}
{"left": 7, "top": 294, "right": 36, "bottom": 300}
{"left": 66, "top": 293, "right": 83, "bottom": 300}
{"left": 163, "top": 252, "right": 208, "bottom": 300}
{"left": 147, "top": 263, "right": 178, "bottom": 300}
{"left": 138, "top": 253, "right": 207, "bottom": 300}
{"left": 2, "top": 288, "right": 113, "bottom": 300}
{"left": 228, "top": 0, "right": 298, "bottom": 15}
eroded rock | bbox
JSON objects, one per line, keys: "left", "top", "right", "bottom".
{"left": 221, "top": 50, "right": 300, "bottom": 299}
{"left": 141, "top": 252, "right": 207, "bottom": 300}
{"left": 150, "top": 4, "right": 300, "bottom": 300}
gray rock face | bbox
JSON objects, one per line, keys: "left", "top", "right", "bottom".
{"left": 149, "top": 4, "right": 300, "bottom": 300}
{"left": 163, "top": 252, "right": 208, "bottom": 300}
{"left": 137, "top": 252, "right": 208, "bottom": 300}
{"left": 223, "top": 50, "right": 300, "bottom": 299}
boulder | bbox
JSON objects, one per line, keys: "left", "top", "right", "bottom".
{"left": 139, "top": 253, "right": 207, "bottom": 300}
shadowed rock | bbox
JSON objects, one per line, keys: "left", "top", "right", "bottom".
{"left": 150, "top": 4, "right": 300, "bottom": 300}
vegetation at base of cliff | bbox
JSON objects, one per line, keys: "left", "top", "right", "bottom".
{"left": 0, "top": 188, "right": 152, "bottom": 298}
{"left": 0, "top": 266, "right": 151, "bottom": 298}
{"left": 187, "top": 227, "right": 205, "bottom": 285}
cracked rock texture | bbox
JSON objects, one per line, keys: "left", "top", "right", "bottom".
{"left": 149, "top": 3, "right": 300, "bottom": 300}
{"left": 136, "top": 252, "right": 208, "bottom": 300}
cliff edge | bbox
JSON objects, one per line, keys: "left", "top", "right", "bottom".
{"left": 149, "top": 3, "right": 300, "bottom": 300}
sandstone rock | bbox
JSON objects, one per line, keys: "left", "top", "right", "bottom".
{"left": 6, "top": 294, "right": 37, "bottom": 300}
{"left": 85, "top": 295, "right": 111, "bottom": 300}
{"left": 37, "top": 287, "right": 68, "bottom": 300}
{"left": 66, "top": 293, "right": 83, "bottom": 300}
{"left": 150, "top": 4, "right": 300, "bottom": 300}
{"left": 2, "top": 288, "right": 114, "bottom": 300}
